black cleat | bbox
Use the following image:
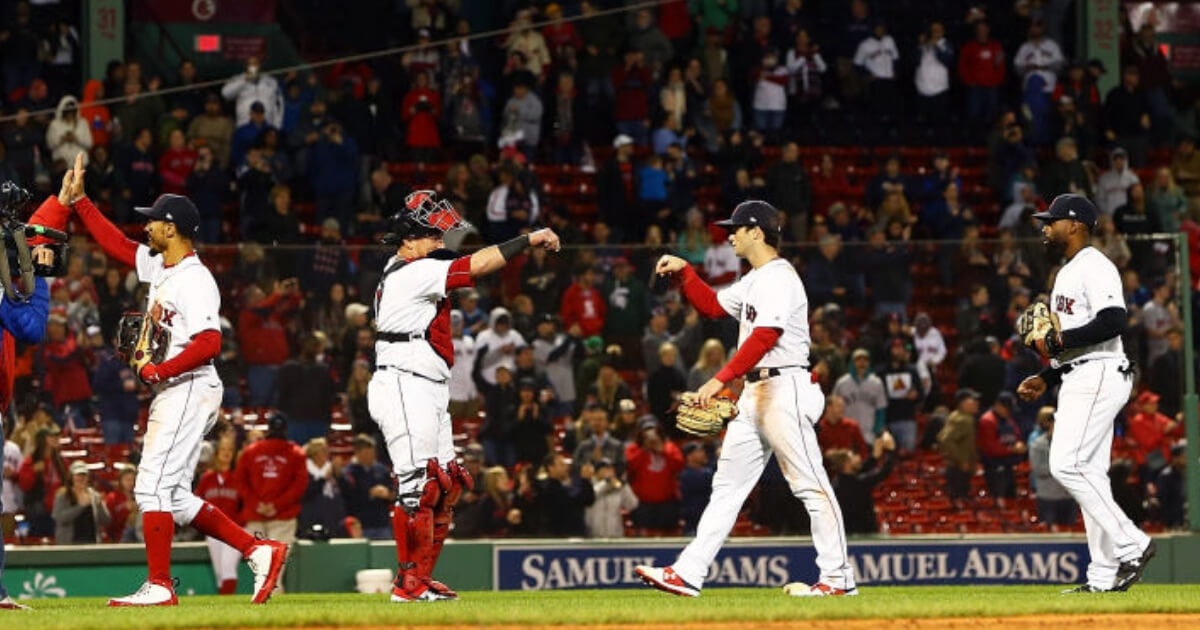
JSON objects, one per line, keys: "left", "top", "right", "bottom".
{"left": 1112, "top": 540, "right": 1157, "bottom": 592}
{"left": 1061, "top": 584, "right": 1108, "bottom": 594}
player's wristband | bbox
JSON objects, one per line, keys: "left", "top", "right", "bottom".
{"left": 497, "top": 234, "right": 531, "bottom": 262}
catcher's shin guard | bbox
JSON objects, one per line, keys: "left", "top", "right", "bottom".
{"left": 393, "top": 460, "right": 448, "bottom": 579}
{"left": 420, "top": 460, "right": 474, "bottom": 578}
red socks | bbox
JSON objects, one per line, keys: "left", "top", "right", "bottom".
{"left": 218, "top": 579, "right": 238, "bottom": 595}
{"left": 191, "top": 503, "right": 256, "bottom": 555}
{"left": 143, "top": 511, "right": 175, "bottom": 584}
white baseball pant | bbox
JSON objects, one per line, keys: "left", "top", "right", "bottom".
{"left": 368, "top": 368, "right": 455, "bottom": 499}
{"left": 134, "top": 375, "right": 223, "bottom": 524}
{"left": 206, "top": 536, "right": 240, "bottom": 584}
{"left": 1049, "top": 358, "right": 1151, "bottom": 589}
{"left": 673, "top": 370, "right": 855, "bottom": 590}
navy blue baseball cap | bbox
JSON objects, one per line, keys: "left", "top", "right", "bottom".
{"left": 1033, "top": 194, "right": 1097, "bottom": 229}
{"left": 136, "top": 194, "right": 201, "bottom": 238}
{"left": 714, "top": 200, "right": 782, "bottom": 233}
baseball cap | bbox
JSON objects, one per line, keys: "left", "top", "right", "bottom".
{"left": 250, "top": 101, "right": 265, "bottom": 113}
{"left": 69, "top": 460, "right": 89, "bottom": 476}
{"left": 612, "top": 134, "right": 634, "bottom": 149}
{"left": 618, "top": 398, "right": 636, "bottom": 413}
{"left": 715, "top": 200, "right": 782, "bottom": 233}
{"left": 266, "top": 411, "right": 289, "bottom": 436}
{"left": 1033, "top": 194, "right": 1097, "bottom": 230}
{"left": 136, "top": 194, "right": 201, "bottom": 238}
{"left": 1137, "top": 391, "right": 1161, "bottom": 405}
{"left": 851, "top": 348, "right": 871, "bottom": 361}
{"left": 637, "top": 414, "right": 660, "bottom": 431}
{"left": 1111, "top": 146, "right": 1129, "bottom": 159}
{"left": 344, "top": 303, "right": 370, "bottom": 319}
{"left": 955, "top": 388, "right": 981, "bottom": 404}
{"left": 995, "top": 391, "right": 1018, "bottom": 409}
{"left": 517, "top": 377, "right": 538, "bottom": 391}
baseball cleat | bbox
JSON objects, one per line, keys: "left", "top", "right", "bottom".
{"left": 635, "top": 565, "right": 700, "bottom": 598}
{"left": 0, "top": 595, "right": 30, "bottom": 610}
{"left": 107, "top": 579, "right": 179, "bottom": 607}
{"left": 1061, "top": 584, "right": 1109, "bottom": 594}
{"left": 421, "top": 576, "right": 458, "bottom": 600}
{"left": 391, "top": 573, "right": 440, "bottom": 603}
{"left": 246, "top": 539, "right": 289, "bottom": 604}
{"left": 1112, "top": 540, "right": 1157, "bottom": 592}
{"left": 784, "top": 582, "right": 859, "bottom": 597}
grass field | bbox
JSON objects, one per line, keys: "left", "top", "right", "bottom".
{"left": 3, "top": 586, "right": 1200, "bottom": 629}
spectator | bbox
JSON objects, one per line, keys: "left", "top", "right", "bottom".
{"left": 1039, "top": 136, "right": 1092, "bottom": 199}
{"left": 1126, "top": 391, "right": 1180, "bottom": 479}
{"left": 446, "top": 310, "right": 479, "bottom": 418}
{"left": 630, "top": 9, "right": 672, "bottom": 79}
{"left": 308, "top": 122, "right": 358, "bottom": 227}
{"left": 586, "top": 360, "right": 634, "bottom": 420}
{"left": 230, "top": 101, "right": 273, "bottom": 170}
{"left": 1149, "top": 327, "right": 1184, "bottom": 419}
{"left": 976, "top": 392, "right": 1026, "bottom": 499}
{"left": 625, "top": 419, "right": 684, "bottom": 530}
{"left": 237, "top": 279, "right": 302, "bottom": 408}
{"left": 505, "top": 11, "right": 551, "bottom": 76}
{"left": 877, "top": 339, "right": 923, "bottom": 452}
{"left": 401, "top": 72, "right": 442, "bottom": 163}
{"left": 1155, "top": 442, "right": 1187, "bottom": 529}
{"left": 585, "top": 458, "right": 638, "bottom": 538}
{"left": 115, "top": 128, "right": 159, "bottom": 220}
{"left": 854, "top": 19, "right": 900, "bottom": 119}
{"left": 195, "top": 435, "right": 242, "bottom": 593}
{"left": 184, "top": 144, "right": 228, "bottom": 243}
{"left": 536, "top": 452, "right": 595, "bottom": 536}
{"left": 473, "top": 307, "right": 527, "bottom": 387}
{"left": 1104, "top": 66, "right": 1152, "bottom": 167}
{"left": 577, "top": 0, "right": 621, "bottom": 115}
{"left": 1170, "top": 136, "right": 1200, "bottom": 218}
{"left": 1115, "top": 184, "right": 1161, "bottom": 273}
{"left": 88, "top": 325, "right": 138, "bottom": 445}
{"left": 236, "top": 413, "right": 308, "bottom": 544}
{"left": 810, "top": 321, "right": 848, "bottom": 387}
{"left": 548, "top": 72, "right": 583, "bottom": 165}
{"left": 913, "top": 21, "right": 952, "bottom": 122}
{"left": 938, "top": 389, "right": 979, "bottom": 500}
{"left": 277, "top": 333, "right": 336, "bottom": 444}
{"left": 47, "top": 95, "right": 92, "bottom": 167}
{"left": 457, "top": 465, "right": 521, "bottom": 539}
{"left": 222, "top": 56, "right": 284, "bottom": 128}
{"left": 342, "top": 434, "right": 393, "bottom": 540}
{"left": 0, "top": 2, "right": 40, "bottom": 96}
{"left": 612, "top": 49, "right": 653, "bottom": 147}
{"left": 765, "top": 142, "right": 812, "bottom": 241}
{"left": 678, "top": 442, "right": 712, "bottom": 535}
{"left": 959, "top": 21, "right": 1005, "bottom": 126}
{"left": 784, "top": 29, "right": 825, "bottom": 122}
{"left": 1014, "top": 19, "right": 1064, "bottom": 95}
{"left": 827, "top": 432, "right": 896, "bottom": 534}
{"left": 485, "top": 167, "right": 539, "bottom": 243}
{"left": 752, "top": 51, "right": 789, "bottom": 137}
{"left": 1147, "top": 167, "right": 1187, "bottom": 233}
{"left": 52, "top": 461, "right": 110, "bottom": 544}
{"left": 910, "top": 312, "right": 946, "bottom": 394}
{"left": 1028, "top": 412, "right": 1077, "bottom": 527}
{"left": 687, "top": 339, "right": 726, "bottom": 392}
{"left": 571, "top": 404, "right": 625, "bottom": 476}
{"left": 39, "top": 312, "right": 92, "bottom": 423}
{"left": 817, "top": 394, "right": 869, "bottom": 460}
{"left": 531, "top": 314, "right": 581, "bottom": 417}
{"left": 188, "top": 93, "right": 235, "bottom": 168}
{"left": 647, "top": 343, "right": 687, "bottom": 423}
{"left": 298, "top": 438, "right": 348, "bottom": 540}
{"left": 1141, "top": 279, "right": 1180, "bottom": 367}
{"left": 958, "top": 337, "right": 1006, "bottom": 408}
{"left": 18, "top": 427, "right": 65, "bottom": 538}
{"left": 1096, "top": 148, "right": 1140, "bottom": 216}
{"left": 806, "top": 234, "right": 855, "bottom": 307}
{"left": 501, "top": 74, "right": 543, "bottom": 162}
{"left": 255, "top": 184, "right": 303, "bottom": 250}
{"left": 104, "top": 465, "right": 138, "bottom": 543}
{"left": 561, "top": 264, "right": 606, "bottom": 338}
{"left": 475, "top": 363, "right": 519, "bottom": 468}
{"left": 2, "top": 426, "right": 22, "bottom": 540}
{"left": 602, "top": 257, "right": 650, "bottom": 364}
{"left": 157, "top": 128, "right": 196, "bottom": 196}
{"left": 833, "top": 349, "right": 888, "bottom": 443}
{"left": 641, "top": 305, "right": 700, "bottom": 375}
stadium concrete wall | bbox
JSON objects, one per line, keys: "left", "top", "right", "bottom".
{"left": 3, "top": 534, "right": 1195, "bottom": 599}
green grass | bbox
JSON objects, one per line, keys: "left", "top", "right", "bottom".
{"left": 4, "top": 586, "right": 1200, "bottom": 629}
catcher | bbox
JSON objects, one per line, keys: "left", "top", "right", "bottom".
{"left": 636, "top": 200, "right": 856, "bottom": 598}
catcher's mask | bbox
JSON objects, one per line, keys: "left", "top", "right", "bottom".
{"left": 381, "top": 190, "right": 471, "bottom": 245}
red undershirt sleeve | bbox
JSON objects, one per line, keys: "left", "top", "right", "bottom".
{"left": 153, "top": 330, "right": 221, "bottom": 379}
{"left": 27, "top": 196, "right": 70, "bottom": 245}
{"left": 72, "top": 197, "right": 139, "bottom": 267}
{"left": 446, "top": 256, "right": 474, "bottom": 292}
{"left": 715, "top": 327, "right": 782, "bottom": 383}
{"left": 680, "top": 265, "right": 727, "bottom": 319}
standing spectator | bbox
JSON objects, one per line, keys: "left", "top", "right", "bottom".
{"left": 238, "top": 279, "right": 302, "bottom": 408}
{"left": 115, "top": 128, "right": 159, "bottom": 221}
{"left": 877, "top": 339, "right": 923, "bottom": 452}
{"left": 401, "top": 72, "right": 442, "bottom": 163}
{"left": 3, "top": 109, "right": 42, "bottom": 184}
{"left": 2, "top": 428, "right": 22, "bottom": 540}
{"left": 39, "top": 312, "right": 92, "bottom": 424}
{"left": 277, "top": 334, "right": 336, "bottom": 444}
{"left": 585, "top": 458, "right": 638, "bottom": 538}
{"left": 484, "top": 167, "right": 539, "bottom": 243}
{"left": 341, "top": 435, "right": 393, "bottom": 540}
{"left": 910, "top": 313, "right": 946, "bottom": 396}
{"left": 104, "top": 466, "right": 138, "bottom": 543}
{"left": 236, "top": 413, "right": 309, "bottom": 545}
{"left": 1029, "top": 413, "right": 1077, "bottom": 527}
{"left": 647, "top": 343, "right": 687, "bottom": 423}
{"left": 687, "top": 339, "right": 726, "bottom": 392}
{"left": 222, "top": 56, "right": 284, "bottom": 128}
{"left": 548, "top": 72, "right": 583, "bottom": 165}
{"left": 938, "top": 389, "right": 979, "bottom": 500}
{"left": 188, "top": 93, "right": 235, "bottom": 168}
{"left": 52, "top": 461, "right": 110, "bottom": 544}
{"left": 834, "top": 0, "right": 873, "bottom": 106}
{"left": 195, "top": 436, "right": 242, "bottom": 593}
{"left": 1155, "top": 443, "right": 1187, "bottom": 529}
{"left": 913, "top": 21, "right": 953, "bottom": 122}
{"left": 827, "top": 432, "right": 896, "bottom": 534}
{"left": 532, "top": 315, "right": 581, "bottom": 417}
{"left": 612, "top": 50, "right": 653, "bottom": 147}
{"left": 603, "top": 257, "right": 650, "bottom": 363}
{"left": 959, "top": 21, "right": 1006, "bottom": 126}
{"left": 817, "top": 394, "right": 869, "bottom": 460}
{"left": 678, "top": 442, "right": 712, "bottom": 535}
{"left": 630, "top": 9, "right": 673, "bottom": 79}
{"left": 157, "top": 128, "right": 196, "bottom": 196}
{"left": 641, "top": 306, "right": 700, "bottom": 375}
{"left": 309, "top": 122, "right": 358, "bottom": 227}
{"left": 976, "top": 392, "right": 1026, "bottom": 499}
{"left": 475, "top": 364, "right": 520, "bottom": 468}
{"left": 853, "top": 20, "right": 900, "bottom": 119}
{"left": 1096, "top": 148, "right": 1140, "bottom": 216}
{"left": 298, "top": 438, "right": 348, "bottom": 540}
{"left": 1039, "top": 137, "right": 1092, "bottom": 199}
{"left": 536, "top": 453, "right": 595, "bottom": 536}
{"left": 1141, "top": 279, "right": 1179, "bottom": 367}
{"left": 958, "top": 337, "right": 1007, "bottom": 408}
{"left": 473, "top": 307, "right": 527, "bottom": 386}
{"left": 0, "top": 2, "right": 41, "bottom": 97}
{"left": 805, "top": 234, "right": 854, "bottom": 307}
{"left": 1126, "top": 391, "right": 1180, "bottom": 479}
{"left": 505, "top": 11, "right": 551, "bottom": 76}
{"left": 625, "top": 419, "right": 684, "bottom": 530}
{"left": 186, "top": 145, "right": 229, "bottom": 243}
{"left": 765, "top": 142, "right": 812, "bottom": 242}
{"left": 501, "top": 75, "right": 543, "bottom": 162}
{"left": 18, "top": 427, "right": 65, "bottom": 538}
{"left": 89, "top": 325, "right": 139, "bottom": 445}
{"left": 1104, "top": 66, "right": 1152, "bottom": 167}
{"left": 1013, "top": 19, "right": 1064, "bottom": 95}
{"left": 752, "top": 51, "right": 789, "bottom": 138}
{"left": 447, "top": 310, "right": 478, "bottom": 419}
{"left": 1125, "top": 24, "right": 1174, "bottom": 145}
{"left": 1147, "top": 167, "right": 1187, "bottom": 233}
{"left": 561, "top": 264, "right": 606, "bottom": 338}
{"left": 231, "top": 102, "right": 273, "bottom": 170}
{"left": 1149, "top": 327, "right": 1184, "bottom": 419}
{"left": 833, "top": 349, "right": 888, "bottom": 444}
{"left": 597, "top": 135, "right": 639, "bottom": 238}
{"left": 578, "top": 0, "right": 621, "bottom": 120}
{"left": 512, "top": 378, "right": 553, "bottom": 467}
{"left": 47, "top": 96, "right": 92, "bottom": 167}
{"left": 784, "top": 29, "right": 825, "bottom": 123}
{"left": 571, "top": 404, "right": 626, "bottom": 477}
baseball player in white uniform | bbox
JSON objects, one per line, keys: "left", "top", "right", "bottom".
{"left": 637, "top": 200, "right": 855, "bottom": 597}
{"left": 62, "top": 157, "right": 287, "bottom": 606}
{"left": 370, "top": 191, "right": 559, "bottom": 602}
{"left": 1017, "top": 194, "right": 1155, "bottom": 593}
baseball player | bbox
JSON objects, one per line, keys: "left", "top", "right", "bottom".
{"left": 1017, "top": 194, "right": 1155, "bottom": 593}
{"left": 636, "top": 201, "right": 856, "bottom": 597}
{"left": 61, "top": 157, "right": 287, "bottom": 606}
{"left": 371, "top": 191, "right": 559, "bottom": 602}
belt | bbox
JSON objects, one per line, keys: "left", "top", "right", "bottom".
{"left": 378, "top": 365, "right": 445, "bottom": 384}
{"left": 745, "top": 365, "right": 808, "bottom": 383}
{"left": 378, "top": 330, "right": 425, "bottom": 343}
{"left": 1059, "top": 357, "right": 1134, "bottom": 376}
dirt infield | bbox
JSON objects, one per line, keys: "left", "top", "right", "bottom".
{"left": 273, "top": 615, "right": 1200, "bottom": 630}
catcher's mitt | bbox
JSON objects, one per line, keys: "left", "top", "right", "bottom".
{"left": 675, "top": 392, "right": 738, "bottom": 437}
{"left": 1016, "top": 302, "right": 1063, "bottom": 358}
{"left": 116, "top": 311, "right": 169, "bottom": 380}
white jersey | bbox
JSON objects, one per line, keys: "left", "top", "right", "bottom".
{"left": 135, "top": 246, "right": 220, "bottom": 383}
{"left": 373, "top": 254, "right": 472, "bottom": 381}
{"left": 448, "top": 334, "right": 477, "bottom": 402}
{"left": 1050, "top": 246, "right": 1126, "bottom": 366}
{"left": 716, "top": 258, "right": 810, "bottom": 369}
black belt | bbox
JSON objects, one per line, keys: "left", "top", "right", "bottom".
{"left": 1059, "top": 358, "right": 1135, "bottom": 377}
{"left": 378, "top": 365, "right": 445, "bottom": 384}
{"left": 378, "top": 330, "right": 425, "bottom": 343}
{"left": 745, "top": 365, "right": 807, "bottom": 383}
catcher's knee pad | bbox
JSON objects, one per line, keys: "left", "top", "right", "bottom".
{"left": 397, "top": 459, "right": 450, "bottom": 516}
{"left": 441, "top": 461, "right": 472, "bottom": 510}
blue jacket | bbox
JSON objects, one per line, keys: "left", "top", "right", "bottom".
{"left": 310, "top": 137, "right": 359, "bottom": 197}
{"left": 90, "top": 347, "right": 139, "bottom": 425}
{"left": 1, "top": 277, "right": 50, "bottom": 344}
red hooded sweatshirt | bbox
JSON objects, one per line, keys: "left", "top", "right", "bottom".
{"left": 234, "top": 437, "right": 309, "bottom": 523}
{"left": 625, "top": 440, "right": 685, "bottom": 504}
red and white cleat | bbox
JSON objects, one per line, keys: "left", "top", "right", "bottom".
{"left": 246, "top": 539, "right": 289, "bottom": 604}
{"left": 634, "top": 565, "right": 700, "bottom": 598}
{"left": 107, "top": 579, "right": 179, "bottom": 607}
{"left": 421, "top": 576, "right": 458, "bottom": 601}
{"left": 784, "top": 582, "right": 859, "bottom": 597}
{"left": 391, "top": 573, "right": 440, "bottom": 603}
{"left": 0, "top": 595, "right": 30, "bottom": 610}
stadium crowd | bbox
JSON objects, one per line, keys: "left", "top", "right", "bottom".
{"left": 0, "top": 0, "right": 1196, "bottom": 554}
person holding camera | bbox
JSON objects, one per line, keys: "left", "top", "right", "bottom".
{"left": 402, "top": 72, "right": 442, "bottom": 163}
{"left": 222, "top": 56, "right": 284, "bottom": 129}
{"left": 309, "top": 121, "right": 360, "bottom": 229}
{"left": 52, "top": 460, "right": 111, "bottom": 544}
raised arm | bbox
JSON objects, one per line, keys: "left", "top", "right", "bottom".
{"left": 61, "top": 155, "right": 138, "bottom": 267}
{"left": 468, "top": 229, "right": 561, "bottom": 278}
{"left": 656, "top": 255, "right": 728, "bottom": 319}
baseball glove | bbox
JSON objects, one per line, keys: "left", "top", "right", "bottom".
{"left": 1016, "top": 302, "right": 1063, "bottom": 358}
{"left": 675, "top": 392, "right": 739, "bottom": 437}
{"left": 116, "top": 311, "right": 169, "bottom": 380}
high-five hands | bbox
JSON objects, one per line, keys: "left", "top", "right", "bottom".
{"left": 59, "top": 153, "right": 86, "bottom": 205}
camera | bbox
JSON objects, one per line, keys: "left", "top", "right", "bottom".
{"left": 0, "top": 181, "right": 69, "bottom": 280}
